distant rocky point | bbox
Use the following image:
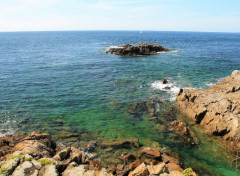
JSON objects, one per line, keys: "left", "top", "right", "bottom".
{"left": 106, "top": 43, "right": 169, "bottom": 56}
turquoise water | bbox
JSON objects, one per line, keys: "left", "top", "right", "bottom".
{"left": 0, "top": 31, "right": 240, "bottom": 175}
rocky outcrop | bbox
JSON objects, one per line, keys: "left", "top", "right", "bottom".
{"left": 106, "top": 43, "right": 169, "bottom": 56}
{"left": 0, "top": 132, "right": 196, "bottom": 176}
{"left": 13, "top": 131, "right": 56, "bottom": 159}
{"left": 0, "top": 133, "right": 25, "bottom": 161}
{"left": 176, "top": 70, "right": 240, "bottom": 147}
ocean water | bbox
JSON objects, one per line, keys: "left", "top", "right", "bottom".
{"left": 0, "top": 31, "right": 240, "bottom": 175}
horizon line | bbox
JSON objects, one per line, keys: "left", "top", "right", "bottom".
{"left": 0, "top": 29, "right": 239, "bottom": 34}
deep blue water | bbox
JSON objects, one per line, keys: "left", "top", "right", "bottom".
{"left": 0, "top": 31, "right": 240, "bottom": 175}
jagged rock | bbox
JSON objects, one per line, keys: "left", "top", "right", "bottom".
{"left": 117, "top": 164, "right": 125, "bottom": 171}
{"left": 140, "top": 147, "right": 161, "bottom": 159}
{"left": 13, "top": 131, "right": 56, "bottom": 159}
{"left": 12, "top": 161, "right": 38, "bottom": 176}
{"left": 147, "top": 162, "right": 166, "bottom": 175}
{"left": 31, "top": 159, "right": 42, "bottom": 170}
{"left": 89, "top": 160, "right": 102, "bottom": 171}
{"left": 166, "top": 163, "right": 183, "bottom": 173}
{"left": 0, "top": 157, "right": 20, "bottom": 175}
{"left": 162, "top": 78, "right": 168, "bottom": 84}
{"left": 108, "top": 165, "right": 120, "bottom": 175}
{"left": 81, "top": 153, "right": 89, "bottom": 164}
{"left": 53, "top": 147, "right": 70, "bottom": 161}
{"left": 122, "top": 160, "right": 141, "bottom": 176}
{"left": 39, "top": 164, "right": 58, "bottom": 176}
{"left": 129, "top": 163, "right": 149, "bottom": 176}
{"left": 80, "top": 141, "right": 97, "bottom": 153}
{"left": 119, "top": 154, "right": 136, "bottom": 162}
{"left": 176, "top": 70, "right": 240, "bottom": 146}
{"left": 99, "top": 138, "right": 139, "bottom": 149}
{"left": 57, "top": 159, "right": 72, "bottom": 173}
{"left": 169, "top": 121, "right": 189, "bottom": 136}
{"left": 0, "top": 133, "right": 25, "bottom": 160}
{"left": 70, "top": 147, "right": 83, "bottom": 164}
{"left": 106, "top": 43, "right": 169, "bottom": 56}
{"left": 161, "top": 154, "right": 179, "bottom": 164}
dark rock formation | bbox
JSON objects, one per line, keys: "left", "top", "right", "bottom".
{"left": 106, "top": 43, "right": 169, "bottom": 56}
{"left": 176, "top": 70, "right": 240, "bottom": 148}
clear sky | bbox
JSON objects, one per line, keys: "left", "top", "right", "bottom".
{"left": 0, "top": 0, "right": 239, "bottom": 32}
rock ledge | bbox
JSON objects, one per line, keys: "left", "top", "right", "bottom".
{"left": 176, "top": 70, "right": 240, "bottom": 148}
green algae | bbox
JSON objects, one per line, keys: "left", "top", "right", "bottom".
{"left": 38, "top": 158, "right": 55, "bottom": 165}
{"left": 182, "top": 168, "right": 196, "bottom": 176}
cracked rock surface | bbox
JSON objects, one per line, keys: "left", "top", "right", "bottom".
{"left": 176, "top": 70, "right": 240, "bottom": 145}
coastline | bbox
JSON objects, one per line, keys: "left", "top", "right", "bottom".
{"left": 0, "top": 131, "right": 196, "bottom": 176}
{"left": 1, "top": 71, "right": 240, "bottom": 175}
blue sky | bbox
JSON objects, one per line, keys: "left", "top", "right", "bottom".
{"left": 0, "top": 0, "right": 239, "bottom": 32}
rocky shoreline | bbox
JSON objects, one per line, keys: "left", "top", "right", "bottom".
{"left": 176, "top": 70, "right": 240, "bottom": 150}
{"left": 106, "top": 43, "right": 169, "bottom": 56}
{"left": 1, "top": 71, "right": 240, "bottom": 175}
{"left": 0, "top": 131, "right": 197, "bottom": 176}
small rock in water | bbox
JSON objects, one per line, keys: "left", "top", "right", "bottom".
{"left": 106, "top": 43, "right": 169, "bottom": 56}
{"left": 140, "top": 147, "right": 161, "bottom": 159}
{"left": 161, "top": 78, "right": 168, "bottom": 84}
{"left": 163, "top": 86, "right": 171, "bottom": 90}
{"left": 119, "top": 154, "right": 136, "bottom": 162}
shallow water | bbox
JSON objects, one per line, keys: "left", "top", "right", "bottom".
{"left": 0, "top": 31, "right": 240, "bottom": 175}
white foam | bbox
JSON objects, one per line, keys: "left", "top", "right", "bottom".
{"left": 205, "top": 78, "right": 222, "bottom": 88}
{"left": 0, "top": 120, "right": 16, "bottom": 137}
{"left": 151, "top": 80, "right": 181, "bottom": 101}
{"left": 106, "top": 45, "right": 124, "bottom": 50}
{"left": 157, "top": 49, "right": 180, "bottom": 54}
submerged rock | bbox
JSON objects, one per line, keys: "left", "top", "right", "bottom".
{"left": 99, "top": 138, "right": 139, "bottom": 149}
{"left": 140, "top": 147, "right": 161, "bottom": 159}
{"left": 106, "top": 43, "right": 169, "bottom": 56}
{"left": 176, "top": 70, "right": 240, "bottom": 147}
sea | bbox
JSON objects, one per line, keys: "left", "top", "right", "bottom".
{"left": 0, "top": 31, "right": 240, "bottom": 175}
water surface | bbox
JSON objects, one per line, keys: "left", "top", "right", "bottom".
{"left": 0, "top": 31, "right": 240, "bottom": 175}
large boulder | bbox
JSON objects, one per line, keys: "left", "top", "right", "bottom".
{"left": 12, "top": 161, "right": 38, "bottom": 176}
{"left": 176, "top": 70, "right": 240, "bottom": 147}
{"left": 0, "top": 133, "right": 25, "bottom": 160}
{"left": 106, "top": 43, "right": 169, "bottom": 56}
{"left": 13, "top": 131, "right": 56, "bottom": 159}
{"left": 129, "top": 163, "right": 149, "bottom": 176}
